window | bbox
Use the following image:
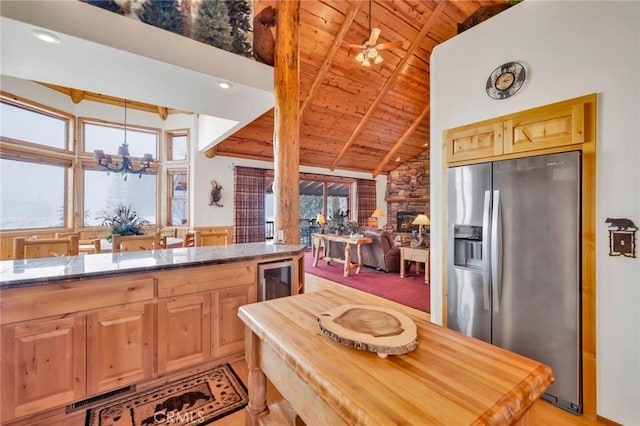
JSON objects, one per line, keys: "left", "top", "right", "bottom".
{"left": 0, "top": 97, "right": 72, "bottom": 230}
{"left": 266, "top": 173, "right": 353, "bottom": 221}
{"left": 166, "top": 130, "right": 188, "bottom": 161}
{"left": 0, "top": 158, "right": 67, "bottom": 229}
{"left": 165, "top": 129, "right": 189, "bottom": 226}
{"left": 167, "top": 170, "right": 188, "bottom": 225}
{"left": 83, "top": 167, "right": 157, "bottom": 226}
{"left": 83, "top": 121, "right": 157, "bottom": 158}
{"left": 81, "top": 119, "right": 160, "bottom": 227}
{"left": 0, "top": 101, "right": 68, "bottom": 150}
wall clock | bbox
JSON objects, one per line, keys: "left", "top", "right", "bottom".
{"left": 486, "top": 62, "right": 526, "bottom": 99}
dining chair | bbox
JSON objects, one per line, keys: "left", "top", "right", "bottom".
{"left": 182, "top": 231, "right": 195, "bottom": 248}
{"left": 13, "top": 235, "right": 80, "bottom": 259}
{"left": 193, "top": 229, "right": 229, "bottom": 247}
{"left": 55, "top": 232, "right": 101, "bottom": 253}
{"left": 111, "top": 233, "right": 161, "bottom": 253}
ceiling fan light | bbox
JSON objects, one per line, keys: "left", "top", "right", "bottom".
{"left": 374, "top": 54, "right": 384, "bottom": 64}
{"left": 367, "top": 47, "right": 378, "bottom": 59}
{"left": 355, "top": 52, "right": 366, "bottom": 63}
{"left": 362, "top": 59, "right": 371, "bottom": 67}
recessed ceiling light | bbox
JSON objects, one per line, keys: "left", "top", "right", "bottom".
{"left": 218, "top": 81, "right": 233, "bottom": 89}
{"left": 395, "top": 157, "right": 401, "bottom": 162}
{"left": 32, "top": 29, "right": 61, "bottom": 44}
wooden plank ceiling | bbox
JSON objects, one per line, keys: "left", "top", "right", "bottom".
{"left": 210, "top": 0, "right": 507, "bottom": 176}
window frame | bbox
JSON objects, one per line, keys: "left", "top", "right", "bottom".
{"left": 166, "top": 168, "right": 189, "bottom": 226}
{"left": 0, "top": 92, "right": 75, "bottom": 231}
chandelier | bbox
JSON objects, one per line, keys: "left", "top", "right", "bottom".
{"left": 355, "top": 41, "right": 384, "bottom": 67}
{"left": 93, "top": 99, "right": 154, "bottom": 181}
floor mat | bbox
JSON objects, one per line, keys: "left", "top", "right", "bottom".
{"left": 85, "top": 364, "right": 247, "bottom": 426}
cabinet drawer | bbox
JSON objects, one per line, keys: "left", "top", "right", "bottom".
{"left": 157, "top": 262, "right": 256, "bottom": 298}
{"left": 1, "top": 276, "right": 154, "bottom": 325}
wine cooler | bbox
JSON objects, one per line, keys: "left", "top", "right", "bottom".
{"left": 257, "top": 259, "right": 294, "bottom": 301}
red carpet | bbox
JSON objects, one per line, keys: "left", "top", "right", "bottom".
{"left": 304, "top": 250, "right": 430, "bottom": 313}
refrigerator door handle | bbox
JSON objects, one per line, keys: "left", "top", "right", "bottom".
{"left": 482, "top": 190, "right": 491, "bottom": 311}
{"left": 491, "top": 190, "right": 502, "bottom": 312}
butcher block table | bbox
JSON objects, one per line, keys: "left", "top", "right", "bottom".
{"left": 238, "top": 288, "right": 554, "bottom": 425}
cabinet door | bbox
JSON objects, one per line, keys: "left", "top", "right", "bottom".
{"left": 212, "top": 285, "right": 256, "bottom": 358}
{"left": 87, "top": 303, "right": 154, "bottom": 395}
{"left": 506, "top": 102, "right": 585, "bottom": 154}
{"left": 157, "top": 294, "right": 211, "bottom": 374}
{"left": 1, "top": 316, "right": 86, "bottom": 422}
{"left": 445, "top": 122, "right": 504, "bottom": 163}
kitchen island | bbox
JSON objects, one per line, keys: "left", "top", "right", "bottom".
{"left": 239, "top": 287, "right": 554, "bottom": 425}
{"left": 0, "top": 242, "right": 305, "bottom": 424}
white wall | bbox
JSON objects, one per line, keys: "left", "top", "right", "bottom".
{"left": 191, "top": 153, "right": 388, "bottom": 228}
{"left": 430, "top": 1, "right": 639, "bottom": 424}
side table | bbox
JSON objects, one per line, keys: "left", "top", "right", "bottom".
{"left": 400, "top": 247, "right": 430, "bottom": 283}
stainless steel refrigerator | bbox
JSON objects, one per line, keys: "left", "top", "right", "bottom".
{"left": 447, "top": 151, "right": 581, "bottom": 414}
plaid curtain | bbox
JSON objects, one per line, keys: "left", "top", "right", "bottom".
{"left": 356, "top": 179, "right": 377, "bottom": 226}
{"left": 234, "top": 167, "right": 266, "bottom": 243}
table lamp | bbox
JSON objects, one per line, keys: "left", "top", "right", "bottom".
{"left": 317, "top": 213, "right": 326, "bottom": 233}
{"left": 371, "top": 208, "right": 385, "bottom": 228}
{"left": 411, "top": 214, "right": 430, "bottom": 247}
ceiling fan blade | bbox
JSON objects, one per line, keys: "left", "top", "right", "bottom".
{"left": 369, "top": 27, "right": 381, "bottom": 44}
{"left": 376, "top": 40, "right": 404, "bottom": 50}
{"left": 341, "top": 41, "right": 365, "bottom": 49}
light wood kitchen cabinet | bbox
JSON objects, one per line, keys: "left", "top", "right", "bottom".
{"left": 212, "top": 284, "right": 256, "bottom": 358}
{"left": 86, "top": 303, "right": 154, "bottom": 394}
{"left": 1, "top": 316, "right": 86, "bottom": 422}
{"left": 445, "top": 122, "right": 505, "bottom": 163}
{"left": 157, "top": 294, "right": 211, "bottom": 374}
{"left": 0, "top": 247, "right": 305, "bottom": 423}
{"left": 505, "top": 100, "right": 585, "bottom": 154}
{"left": 445, "top": 94, "right": 594, "bottom": 165}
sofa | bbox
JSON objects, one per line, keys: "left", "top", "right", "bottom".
{"left": 325, "top": 228, "right": 400, "bottom": 273}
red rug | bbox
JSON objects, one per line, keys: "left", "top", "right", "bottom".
{"left": 304, "top": 250, "right": 430, "bottom": 313}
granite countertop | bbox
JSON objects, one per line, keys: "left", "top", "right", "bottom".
{"left": 0, "top": 242, "right": 306, "bottom": 289}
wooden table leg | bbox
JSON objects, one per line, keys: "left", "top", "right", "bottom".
{"left": 313, "top": 236, "right": 321, "bottom": 267}
{"left": 400, "top": 250, "right": 406, "bottom": 278}
{"left": 425, "top": 251, "right": 430, "bottom": 284}
{"left": 245, "top": 328, "right": 268, "bottom": 425}
{"left": 343, "top": 243, "right": 351, "bottom": 277}
{"left": 355, "top": 243, "right": 364, "bottom": 274}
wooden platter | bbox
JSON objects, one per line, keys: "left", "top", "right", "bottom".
{"left": 317, "top": 304, "right": 418, "bottom": 358}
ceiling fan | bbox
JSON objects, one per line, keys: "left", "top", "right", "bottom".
{"left": 341, "top": 0, "right": 403, "bottom": 66}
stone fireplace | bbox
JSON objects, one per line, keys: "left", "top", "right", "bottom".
{"left": 384, "top": 152, "right": 429, "bottom": 233}
{"left": 397, "top": 211, "right": 420, "bottom": 233}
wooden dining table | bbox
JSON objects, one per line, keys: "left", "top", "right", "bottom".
{"left": 238, "top": 287, "right": 554, "bottom": 425}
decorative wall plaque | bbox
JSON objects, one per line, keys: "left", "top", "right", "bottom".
{"left": 606, "top": 217, "right": 637, "bottom": 258}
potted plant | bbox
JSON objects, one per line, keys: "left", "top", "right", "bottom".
{"left": 97, "top": 202, "right": 149, "bottom": 241}
{"left": 328, "top": 208, "right": 349, "bottom": 236}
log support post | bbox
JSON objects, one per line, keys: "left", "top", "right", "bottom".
{"left": 273, "top": 0, "right": 300, "bottom": 245}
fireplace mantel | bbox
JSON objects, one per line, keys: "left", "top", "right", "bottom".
{"left": 385, "top": 197, "right": 429, "bottom": 203}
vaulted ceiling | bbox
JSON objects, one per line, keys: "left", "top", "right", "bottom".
{"left": 211, "top": 0, "right": 508, "bottom": 176}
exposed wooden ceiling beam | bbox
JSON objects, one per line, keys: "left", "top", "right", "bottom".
{"left": 330, "top": 1, "right": 447, "bottom": 171}
{"left": 372, "top": 102, "right": 430, "bottom": 177}
{"left": 451, "top": 0, "right": 479, "bottom": 16}
{"left": 300, "top": 0, "right": 360, "bottom": 115}
{"left": 70, "top": 89, "right": 85, "bottom": 104}
{"left": 36, "top": 82, "right": 182, "bottom": 120}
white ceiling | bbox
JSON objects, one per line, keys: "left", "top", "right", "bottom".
{"left": 0, "top": 0, "right": 275, "bottom": 150}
